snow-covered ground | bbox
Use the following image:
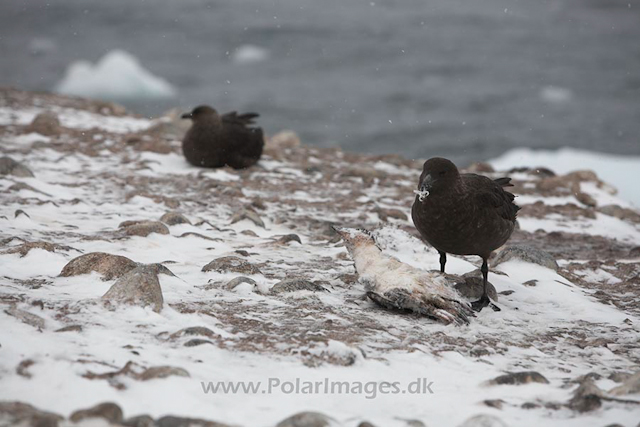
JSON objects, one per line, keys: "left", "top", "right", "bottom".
{"left": 1, "top": 89, "right": 639, "bottom": 426}
{"left": 490, "top": 147, "right": 640, "bottom": 208}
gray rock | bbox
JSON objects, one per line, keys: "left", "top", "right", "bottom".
{"left": 60, "top": 252, "right": 138, "bottom": 281}
{"left": 153, "top": 263, "right": 177, "bottom": 277}
{"left": 537, "top": 170, "right": 599, "bottom": 192}
{"left": 230, "top": 207, "right": 265, "bottom": 228}
{"left": 276, "top": 411, "right": 334, "bottom": 427}
{"left": 271, "top": 279, "right": 328, "bottom": 294}
{"left": 160, "top": 212, "right": 191, "bottom": 225}
{"left": 273, "top": 234, "right": 302, "bottom": 244}
{"left": 82, "top": 361, "right": 189, "bottom": 385}
{"left": 0, "top": 401, "right": 63, "bottom": 427}
{"left": 120, "top": 220, "right": 170, "bottom": 237}
{"left": 2, "top": 241, "right": 75, "bottom": 258}
{"left": 483, "top": 399, "right": 505, "bottom": 409}
{"left": 225, "top": 276, "right": 257, "bottom": 290}
{"left": 608, "top": 371, "right": 640, "bottom": 396}
{"left": 469, "top": 347, "right": 491, "bottom": 357}
{"left": 251, "top": 197, "right": 267, "bottom": 210}
{"left": 598, "top": 204, "right": 640, "bottom": 223}
{"left": 543, "top": 402, "right": 563, "bottom": 411}
{"left": 184, "top": 339, "right": 215, "bottom": 347}
{"left": 122, "top": 414, "right": 155, "bottom": 427}
{"left": 10, "top": 278, "right": 50, "bottom": 289}
{"left": 16, "top": 359, "right": 35, "bottom": 378}
{"left": 4, "top": 306, "right": 45, "bottom": 329}
{"left": 458, "top": 414, "right": 507, "bottom": 427}
{"left": 202, "top": 256, "right": 262, "bottom": 275}
{"left": 8, "top": 182, "right": 50, "bottom": 195}
{"left": 25, "top": 111, "right": 62, "bottom": 136}
{"left": 492, "top": 245, "right": 558, "bottom": 271}
{"left": 521, "top": 402, "right": 540, "bottom": 409}
{"left": 170, "top": 326, "right": 216, "bottom": 340}
{"left": 454, "top": 276, "right": 498, "bottom": 301}
{"left": 69, "top": 402, "right": 123, "bottom": 424}
{"left": 55, "top": 324, "right": 83, "bottom": 333}
{"left": 156, "top": 415, "right": 230, "bottom": 427}
{"left": 102, "top": 265, "right": 164, "bottom": 312}
{"left": 0, "top": 156, "right": 34, "bottom": 177}
{"left": 572, "top": 372, "right": 602, "bottom": 383}
{"left": 568, "top": 378, "right": 603, "bottom": 412}
{"left": 575, "top": 191, "right": 597, "bottom": 207}
{"left": 608, "top": 371, "right": 633, "bottom": 383}
{"left": 486, "top": 371, "right": 549, "bottom": 386}
{"left": 178, "top": 232, "right": 220, "bottom": 241}
{"left": 127, "top": 135, "right": 174, "bottom": 154}
{"left": 14, "top": 209, "right": 30, "bottom": 219}
{"left": 508, "top": 166, "right": 555, "bottom": 177}
{"left": 139, "top": 366, "right": 190, "bottom": 381}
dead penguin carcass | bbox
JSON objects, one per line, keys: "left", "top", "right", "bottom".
{"left": 334, "top": 227, "right": 473, "bottom": 325}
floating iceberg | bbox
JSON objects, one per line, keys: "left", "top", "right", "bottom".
{"left": 231, "top": 44, "right": 269, "bottom": 64}
{"left": 54, "top": 49, "right": 176, "bottom": 101}
{"left": 489, "top": 147, "right": 640, "bottom": 207}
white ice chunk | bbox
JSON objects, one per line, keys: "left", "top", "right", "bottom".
{"left": 54, "top": 49, "right": 176, "bottom": 101}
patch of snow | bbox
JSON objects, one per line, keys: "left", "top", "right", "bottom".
{"left": 493, "top": 260, "right": 627, "bottom": 324}
{"left": 489, "top": 147, "right": 640, "bottom": 207}
{"left": 0, "top": 249, "right": 67, "bottom": 280}
{"left": 136, "top": 152, "right": 240, "bottom": 181}
{"left": 579, "top": 181, "right": 626, "bottom": 207}
{"left": 285, "top": 191, "right": 332, "bottom": 202}
{"left": 55, "top": 107, "right": 152, "bottom": 133}
{"left": 54, "top": 50, "right": 176, "bottom": 101}
{"left": 515, "top": 194, "right": 576, "bottom": 206}
{"left": 573, "top": 268, "right": 622, "bottom": 285}
{"left": 0, "top": 106, "right": 150, "bottom": 134}
{"left": 0, "top": 107, "right": 42, "bottom": 126}
{"left": 374, "top": 161, "right": 414, "bottom": 177}
{"left": 202, "top": 169, "right": 242, "bottom": 182}
{"left": 137, "top": 152, "right": 199, "bottom": 176}
{"left": 518, "top": 212, "right": 640, "bottom": 244}
{"left": 308, "top": 340, "right": 364, "bottom": 364}
{"left": 11, "top": 133, "right": 51, "bottom": 145}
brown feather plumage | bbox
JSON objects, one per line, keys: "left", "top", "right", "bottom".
{"left": 182, "top": 105, "right": 264, "bottom": 169}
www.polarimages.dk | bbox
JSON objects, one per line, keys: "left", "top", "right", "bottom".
{"left": 201, "top": 378, "right": 434, "bottom": 399}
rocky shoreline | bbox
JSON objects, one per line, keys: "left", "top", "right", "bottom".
{"left": 1, "top": 88, "right": 639, "bottom": 426}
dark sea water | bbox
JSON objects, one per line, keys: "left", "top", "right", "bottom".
{"left": 1, "top": 0, "right": 639, "bottom": 165}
